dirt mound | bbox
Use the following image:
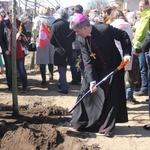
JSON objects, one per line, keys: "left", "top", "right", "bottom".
{"left": 1, "top": 125, "right": 60, "bottom": 150}
{"left": 45, "top": 106, "right": 69, "bottom": 116}
{"left": 1, "top": 125, "right": 100, "bottom": 150}
{"left": 0, "top": 106, "right": 99, "bottom": 150}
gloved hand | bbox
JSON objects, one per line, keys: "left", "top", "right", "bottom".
{"left": 123, "top": 55, "right": 132, "bottom": 70}
{"left": 90, "top": 81, "right": 97, "bottom": 93}
{"left": 123, "top": 55, "right": 132, "bottom": 62}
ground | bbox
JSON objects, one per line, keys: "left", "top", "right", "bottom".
{"left": 0, "top": 53, "right": 150, "bottom": 150}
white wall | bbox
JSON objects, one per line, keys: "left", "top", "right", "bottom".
{"left": 123, "top": 0, "right": 140, "bottom": 11}
{"left": 109, "top": 0, "right": 140, "bottom": 11}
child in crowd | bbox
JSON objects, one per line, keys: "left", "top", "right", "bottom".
{"left": 125, "top": 54, "right": 140, "bottom": 104}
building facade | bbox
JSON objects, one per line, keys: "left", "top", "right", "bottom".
{"left": 123, "top": 0, "right": 140, "bottom": 11}
{"left": 110, "top": 0, "right": 140, "bottom": 11}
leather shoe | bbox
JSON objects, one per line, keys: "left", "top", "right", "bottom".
{"left": 127, "top": 98, "right": 140, "bottom": 105}
{"left": 104, "top": 131, "right": 114, "bottom": 138}
{"left": 41, "top": 81, "right": 46, "bottom": 85}
{"left": 143, "top": 124, "right": 150, "bottom": 131}
{"left": 99, "top": 131, "right": 114, "bottom": 138}
{"left": 56, "top": 89, "right": 68, "bottom": 94}
{"left": 58, "top": 84, "right": 61, "bottom": 89}
{"left": 8, "top": 87, "right": 12, "bottom": 92}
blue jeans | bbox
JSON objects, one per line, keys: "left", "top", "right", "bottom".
{"left": 126, "top": 87, "right": 134, "bottom": 99}
{"left": 70, "top": 49, "right": 81, "bottom": 83}
{"left": 148, "top": 68, "right": 150, "bottom": 114}
{"left": 58, "top": 65, "right": 68, "bottom": 91}
{"left": 2, "top": 53, "right": 12, "bottom": 88}
{"left": 146, "top": 52, "right": 150, "bottom": 113}
{"left": 17, "top": 60, "right": 27, "bottom": 88}
{"left": 138, "top": 52, "right": 148, "bottom": 91}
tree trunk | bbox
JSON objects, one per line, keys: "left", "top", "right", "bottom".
{"left": 12, "top": 0, "right": 19, "bottom": 115}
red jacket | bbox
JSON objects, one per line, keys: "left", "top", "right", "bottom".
{"left": 10, "top": 19, "right": 27, "bottom": 61}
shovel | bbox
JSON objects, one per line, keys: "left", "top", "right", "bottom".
{"left": 68, "top": 59, "right": 129, "bottom": 113}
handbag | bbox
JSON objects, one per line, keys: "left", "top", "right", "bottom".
{"left": 53, "top": 33, "right": 66, "bottom": 56}
{"left": 28, "top": 42, "right": 37, "bottom": 52}
{"left": 55, "top": 47, "right": 66, "bottom": 56}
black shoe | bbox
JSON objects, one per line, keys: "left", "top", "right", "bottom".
{"left": 8, "top": 87, "right": 12, "bottom": 92}
{"left": 99, "top": 131, "right": 114, "bottom": 138}
{"left": 41, "top": 81, "right": 46, "bottom": 85}
{"left": 56, "top": 89, "right": 68, "bottom": 94}
{"left": 134, "top": 90, "right": 148, "bottom": 96}
{"left": 143, "top": 124, "right": 150, "bottom": 131}
{"left": 127, "top": 98, "right": 140, "bottom": 105}
{"left": 58, "top": 84, "right": 61, "bottom": 89}
{"left": 20, "top": 87, "right": 28, "bottom": 93}
{"left": 146, "top": 99, "right": 149, "bottom": 102}
{"left": 104, "top": 131, "right": 114, "bottom": 138}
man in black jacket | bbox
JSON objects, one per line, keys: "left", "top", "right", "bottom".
{"left": 50, "top": 9, "right": 75, "bottom": 94}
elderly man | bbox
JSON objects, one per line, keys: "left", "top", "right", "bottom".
{"left": 70, "top": 13, "right": 132, "bottom": 137}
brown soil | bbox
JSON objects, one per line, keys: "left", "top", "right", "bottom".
{"left": 0, "top": 53, "right": 150, "bottom": 150}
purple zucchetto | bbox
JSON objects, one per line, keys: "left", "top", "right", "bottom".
{"left": 72, "top": 13, "right": 87, "bottom": 23}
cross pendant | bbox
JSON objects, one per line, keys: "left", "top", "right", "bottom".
{"left": 90, "top": 52, "right": 96, "bottom": 59}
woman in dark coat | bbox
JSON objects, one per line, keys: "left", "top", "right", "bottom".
{"left": 70, "top": 14, "right": 132, "bottom": 137}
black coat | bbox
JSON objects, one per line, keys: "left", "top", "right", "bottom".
{"left": 142, "top": 31, "right": 150, "bottom": 70}
{"left": 71, "top": 24, "right": 132, "bottom": 132}
{"left": 50, "top": 18, "right": 75, "bottom": 66}
{"left": 142, "top": 31, "right": 150, "bottom": 52}
{"left": 0, "top": 21, "right": 8, "bottom": 52}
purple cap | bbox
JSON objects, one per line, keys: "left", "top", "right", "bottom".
{"left": 72, "top": 13, "right": 87, "bottom": 23}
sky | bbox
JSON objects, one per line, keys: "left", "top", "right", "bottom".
{"left": 52, "top": 0, "right": 91, "bottom": 9}
{"left": 15, "top": 0, "right": 110, "bottom": 11}
{"left": 16, "top": 0, "right": 92, "bottom": 10}
{"left": 1, "top": 0, "right": 110, "bottom": 12}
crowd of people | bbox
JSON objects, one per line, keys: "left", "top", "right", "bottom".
{"left": 0, "top": 0, "right": 150, "bottom": 136}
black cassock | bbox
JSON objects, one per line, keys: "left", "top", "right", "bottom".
{"left": 71, "top": 24, "right": 131, "bottom": 132}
